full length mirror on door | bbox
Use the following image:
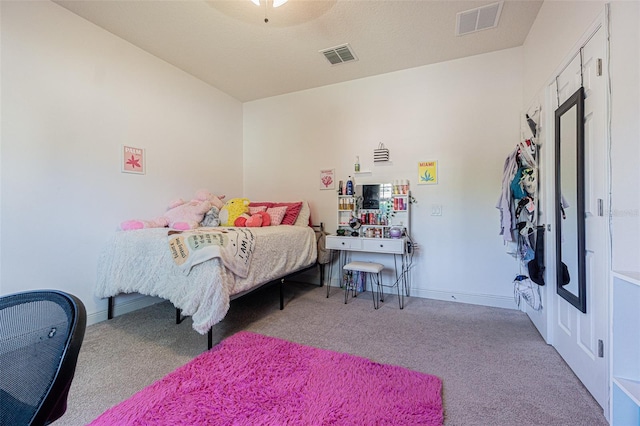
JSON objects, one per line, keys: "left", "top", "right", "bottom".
{"left": 555, "top": 86, "right": 586, "bottom": 313}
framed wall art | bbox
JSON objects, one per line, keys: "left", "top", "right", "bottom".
{"left": 320, "top": 169, "right": 335, "bottom": 190}
{"left": 122, "top": 145, "right": 145, "bottom": 174}
{"left": 418, "top": 161, "right": 437, "bottom": 185}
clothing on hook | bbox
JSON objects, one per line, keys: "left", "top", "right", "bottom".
{"left": 521, "top": 167, "right": 537, "bottom": 196}
{"left": 497, "top": 138, "right": 540, "bottom": 257}
{"left": 496, "top": 147, "right": 519, "bottom": 242}
{"left": 517, "top": 139, "right": 536, "bottom": 167}
{"left": 526, "top": 114, "right": 537, "bottom": 138}
{"left": 527, "top": 226, "right": 546, "bottom": 286}
{"left": 510, "top": 167, "right": 528, "bottom": 200}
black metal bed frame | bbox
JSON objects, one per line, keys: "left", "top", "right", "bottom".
{"left": 106, "top": 223, "right": 325, "bottom": 350}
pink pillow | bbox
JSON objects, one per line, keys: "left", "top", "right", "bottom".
{"left": 248, "top": 205, "right": 267, "bottom": 215}
{"left": 272, "top": 202, "right": 303, "bottom": 225}
{"left": 266, "top": 206, "right": 288, "bottom": 226}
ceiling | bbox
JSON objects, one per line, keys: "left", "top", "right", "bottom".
{"left": 53, "top": 0, "right": 543, "bottom": 102}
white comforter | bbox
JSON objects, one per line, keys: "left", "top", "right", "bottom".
{"left": 96, "top": 226, "right": 317, "bottom": 334}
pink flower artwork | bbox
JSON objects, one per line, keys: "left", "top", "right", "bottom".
{"left": 126, "top": 155, "right": 141, "bottom": 169}
{"left": 122, "top": 145, "right": 145, "bottom": 174}
{"left": 320, "top": 169, "right": 335, "bottom": 190}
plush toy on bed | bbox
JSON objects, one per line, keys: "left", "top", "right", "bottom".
{"left": 120, "top": 189, "right": 226, "bottom": 231}
{"left": 218, "top": 198, "right": 250, "bottom": 227}
{"left": 201, "top": 205, "right": 222, "bottom": 227}
{"left": 234, "top": 211, "right": 271, "bottom": 227}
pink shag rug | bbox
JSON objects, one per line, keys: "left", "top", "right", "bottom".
{"left": 90, "top": 331, "right": 443, "bottom": 425}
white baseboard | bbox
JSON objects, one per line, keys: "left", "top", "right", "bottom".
{"left": 87, "top": 295, "right": 164, "bottom": 326}
{"left": 409, "top": 288, "right": 516, "bottom": 310}
{"left": 325, "top": 279, "right": 516, "bottom": 310}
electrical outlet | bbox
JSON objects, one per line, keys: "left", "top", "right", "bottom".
{"left": 431, "top": 204, "right": 442, "bottom": 216}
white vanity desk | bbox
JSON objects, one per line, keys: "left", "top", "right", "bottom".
{"left": 326, "top": 235, "right": 406, "bottom": 254}
{"left": 325, "top": 235, "right": 410, "bottom": 303}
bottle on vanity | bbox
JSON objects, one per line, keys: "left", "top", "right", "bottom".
{"left": 346, "top": 176, "right": 353, "bottom": 195}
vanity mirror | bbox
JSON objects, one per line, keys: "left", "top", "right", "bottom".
{"left": 555, "top": 87, "right": 586, "bottom": 313}
{"left": 361, "top": 183, "right": 392, "bottom": 209}
{"left": 345, "top": 182, "right": 410, "bottom": 237}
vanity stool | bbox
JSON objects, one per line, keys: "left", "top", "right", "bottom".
{"left": 343, "top": 261, "right": 384, "bottom": 309}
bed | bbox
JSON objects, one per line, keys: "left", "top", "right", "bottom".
{"left": 97, "top": 221, "right": 326, "bottom": 349}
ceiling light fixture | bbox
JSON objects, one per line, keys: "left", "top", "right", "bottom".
{"left": 250, "top": 0, "right": 288, "bottom": 23}
{"left": 251, "top": 0, "right": 288, "bottom": 7}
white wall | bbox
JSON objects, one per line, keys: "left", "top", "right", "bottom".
{"left": 243, "top": 48, "right": 524, "bottom": 308}
{"left": 0, "top": 1, "right": 244, "bottom": 320}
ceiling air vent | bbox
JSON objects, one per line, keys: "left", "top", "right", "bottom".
{"left": 456, "top": 1, "right": 503, "bottom": 36}
{"left": 320, "top": 44, "right": 358, "bottom": 66}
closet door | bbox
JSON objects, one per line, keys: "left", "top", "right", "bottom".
{"left": 551, "top": 25, "right": 608, "bottom": 409}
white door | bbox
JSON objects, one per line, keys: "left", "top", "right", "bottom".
{"left": 551, "top": 25, "right": 608, "bottom": 409}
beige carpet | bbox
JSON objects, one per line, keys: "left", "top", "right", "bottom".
{"left": 58, "top": 282, "right": 607, "bottom": 425}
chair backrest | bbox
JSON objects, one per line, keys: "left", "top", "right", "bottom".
{"left": 0, "top": 290, "right": 86, "bottom": 426}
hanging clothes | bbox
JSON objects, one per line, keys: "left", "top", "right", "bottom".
{"left": 497, "top": 133, "right": 539, "bottom": 257}
{"left": 528, "top": 226, "right": 546, "bottom": 285}
{"left": 496, "top": 147, "right": 519, "bottom": 243}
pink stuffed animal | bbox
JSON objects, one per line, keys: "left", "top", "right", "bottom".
{"left": 121, "top": 189, "right": 225, "bottom": 231}
{"left": 234, "top": 211, "right": 270, "bottom": 227}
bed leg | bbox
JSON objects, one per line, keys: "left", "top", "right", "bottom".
{"left": 108, "top": 296, "right": 114, "bottom": 320}
{"left": 208, "top": 329, "right": 213, "bottom": 350}
{"left": 280, "top": 278, "right": 284, "bottom": 310}
{"left": 176, "top": 308, "right": 185, "bottom": 324}
{"left": 320, "top": 263, "right": 325, "bottom": 287}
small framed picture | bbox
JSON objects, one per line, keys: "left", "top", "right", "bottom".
{"left": 122, "top": 145, "right": 145, "bottom": 174}
{"left": 418, "top": 161, "right": 437, "bottom": 185}
{"left": 320, "top": 169, "right": 335, "bottom": 190}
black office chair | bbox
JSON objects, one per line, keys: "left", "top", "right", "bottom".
{"left": 0, "top": 290, "right": 86, "bottom": 425}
